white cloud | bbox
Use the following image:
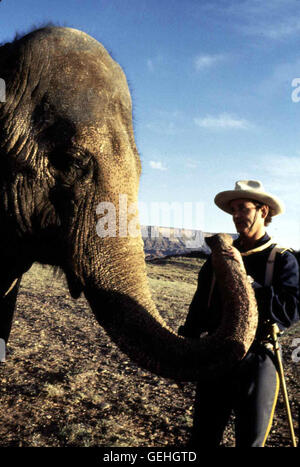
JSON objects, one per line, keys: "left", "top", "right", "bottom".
{"left": 194, "top": 113, "right": 251, "bottom": 130}
{"left": 233, "top": 0, "right": 300, "bottom": 40}
{"left": 194, "top": 54, "right": 226, "bottom": 71}
{"left": 198, "top": 0, "right": 300, "bottom": 40}
{"left": 149, "top": 161, "right": 167, "bottom": 171}
{"left": 242, "top": 17, "right": 300, "bottom": 39}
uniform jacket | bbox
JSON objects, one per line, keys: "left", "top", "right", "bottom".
{"left": 179, "top": 234, "right": 300, "bottom": 341}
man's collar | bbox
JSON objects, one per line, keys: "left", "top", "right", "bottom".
{"left": 234, "top": 233, "right": 271, "bottom": 253}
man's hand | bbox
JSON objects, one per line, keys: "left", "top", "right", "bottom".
{"left": 221, "top": 246, "right": 244, "bottom": 268}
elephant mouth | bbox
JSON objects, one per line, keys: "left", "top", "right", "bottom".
{"left": 65, "top": 270, "right": 84, "bottom": 299}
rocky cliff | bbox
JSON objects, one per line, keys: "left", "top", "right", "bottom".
{"left": 141, "top": 225, "right": 212, "bottom": 260}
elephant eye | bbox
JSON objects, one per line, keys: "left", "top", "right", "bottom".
{"left": 48, "top": 147, "right": 95, "bottom": 188}
{"left": 71, "top": 149, "right": 92, "bottom": 169}
{"left": 49, "top": 148, "right": 91, "bottom": 171}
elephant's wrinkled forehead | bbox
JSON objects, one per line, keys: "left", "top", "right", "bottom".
{"left": 17, "top": 27, "right": 132, "bottom": 127}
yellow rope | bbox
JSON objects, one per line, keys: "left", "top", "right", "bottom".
{"left": 240, "top": 238, "right": 275, "bottom": 256}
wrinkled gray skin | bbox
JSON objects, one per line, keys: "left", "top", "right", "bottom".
{"left": 0, "top": 27, "right": 257, "bottom": 381}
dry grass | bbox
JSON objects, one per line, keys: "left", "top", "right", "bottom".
{"left": 0, "top": 257, "right": 299, "bottom": 447}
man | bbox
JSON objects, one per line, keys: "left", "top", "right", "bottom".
{"left": 179, "top": 180, "right": 299, "bottom": 447}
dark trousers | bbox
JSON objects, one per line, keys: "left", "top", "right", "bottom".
{"left": 190, "top": 345, "right": 280, "bottom": 447}
{"left": 0, "top": 277, "right": 22, "bottom": 343}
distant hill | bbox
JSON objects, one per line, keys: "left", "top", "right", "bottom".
{"left": 141, "top": 225, "right": 237, "bottom": 260}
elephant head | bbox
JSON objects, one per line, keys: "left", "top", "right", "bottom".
{"left": 0, "top": 27, "right": 258, "bottom": 381}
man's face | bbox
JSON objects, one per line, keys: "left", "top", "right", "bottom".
{"left": 229, "top": 198, "right": 265, "bottom": 235}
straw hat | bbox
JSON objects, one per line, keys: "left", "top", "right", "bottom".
{"left": 214, "top": 180, "right": 285, "bottom": 216}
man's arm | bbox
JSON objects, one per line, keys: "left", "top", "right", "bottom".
{"left": 254, "top": 251, "right": 299, "bottom": 330}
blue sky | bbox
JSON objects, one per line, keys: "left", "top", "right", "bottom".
{"left": 1, "top": 0, "right": 300, "bottom": 248}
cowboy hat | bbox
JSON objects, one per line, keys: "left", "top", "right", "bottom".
{"left": 214, "top": 180, "right": 285, "bottom": 216}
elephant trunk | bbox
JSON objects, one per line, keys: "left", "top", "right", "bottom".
{"left": 82, "top": 233, "right": 258, "bottom": 382}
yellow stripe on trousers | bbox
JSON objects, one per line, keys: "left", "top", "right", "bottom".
{"left": 262, "top": 371, "right": 280, "bottom": 447}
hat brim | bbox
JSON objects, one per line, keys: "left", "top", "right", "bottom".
{"left": 214, "top": 190, "right": 285, "bottom": 216}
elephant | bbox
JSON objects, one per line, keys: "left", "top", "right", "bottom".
{"left": 0, "top": 26, "right": 258, "bottom": 382}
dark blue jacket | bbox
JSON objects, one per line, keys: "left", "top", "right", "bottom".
{"left": 179, "top": 234, "right": 300, "bottom": 340}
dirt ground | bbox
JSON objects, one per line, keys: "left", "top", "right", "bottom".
{"left": 0, "top": 257, "right": 299, "bottom": 448}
